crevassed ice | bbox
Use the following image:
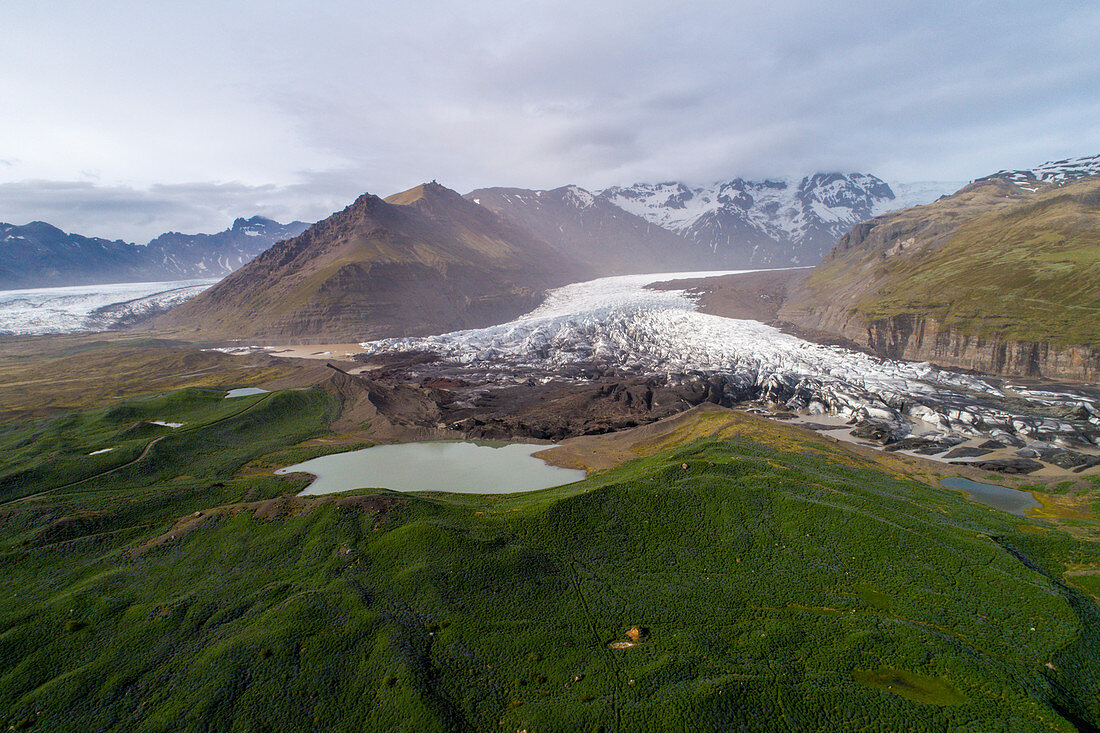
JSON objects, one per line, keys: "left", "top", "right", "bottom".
{"left": 356, "top": 271, "right": 1088, "bottom": 442}
{"left": 362, "top": 270, "right": 989, "bottom": 391}
{"left": 0, "top": 278, "right": 218, "bottom": 335}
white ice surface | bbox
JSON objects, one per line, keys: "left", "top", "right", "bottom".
{"left": 0, "top": 278, "right": 218, "bottom": 335}
{"left": 358, "top": 270, "right": 1098, "bottom": 444}
{"left": 360, "top": 270, "right": 980, "bottom": 389}
{"left": 873, "top": 181, "right": 965, "bottom": 215}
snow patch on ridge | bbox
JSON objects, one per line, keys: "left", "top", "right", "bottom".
{"left": 992, "top": 154, "right": 1100, "bottom": 186}
{"left": 564, "top": 185, "right": 595, "bottom": 209}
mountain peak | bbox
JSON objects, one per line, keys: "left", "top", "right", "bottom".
{"left": 157, "top": 180, "right": 580, "bottom": 341}
{"left": 21, "top": 220, "right": 68, "bottom": 238}
{"left": 384, "top": 180, "right": 461, "bottom": 207}
{"left": 231, "top": 215, "right": 278, "bottom": 230}
{"left": 558, "top": 185, "right": 596, "bottom": 209}
{"left": 598, "top": 171, "right": 902, "bottom": 266}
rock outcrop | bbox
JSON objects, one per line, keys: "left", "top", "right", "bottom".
{"left": 861, "top": 315, "right": 1100, "bottom": 382}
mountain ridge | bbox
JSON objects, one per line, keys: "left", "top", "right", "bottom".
{"left": 599, "top": 172, "right": 923, "bottom": 267}
{"left": 778, "top": 156, "right": 1100, "bottom": 380}
{"left": 156, "top": 182, "right": 585, "bottom": 342}
{"left": 0, "top": 216, "right": 309, "bottom": 290}
{"left": 464, "top": 184, "right": 714, "bottom": 274}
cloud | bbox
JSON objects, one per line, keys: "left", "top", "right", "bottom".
{"left": 1, "top": 0, "right": 1098, "bottom": 237}
{"left": 0, "top": 174, "right": 364, "bottom": 242}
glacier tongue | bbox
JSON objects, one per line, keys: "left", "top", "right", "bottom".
{"left": 359, "top": 271, "right": 1097, "bottom": 448}
{"left": 0, "top": 278, "right": 218, "bottom": 335}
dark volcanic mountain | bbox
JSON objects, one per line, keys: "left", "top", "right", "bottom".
{"left": 0, "top": 216, "right": 309, "bottom": 290}
{"left": 779, "top": 156, "right": 1100, "bottom": 381}
{"left": 464, "top": 185, "right": 713, "bottom": 273}
{"left": 600, "top": 173, "right": 899, "bottom": 267}
{"left": 157, "top": 183, "right": 586, "bottom": 342}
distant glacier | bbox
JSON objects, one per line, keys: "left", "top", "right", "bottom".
{"left": 0, "top": 278, "right": 218, "bottom": 335}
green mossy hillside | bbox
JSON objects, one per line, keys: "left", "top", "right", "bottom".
{"left": 2, "top": 391, "right": 1100, "bottom": 730}
{"left": 792, "top": 177, "right": 1100, "bottom": 348}
{"left": 855, "top": 181, "right": 1100, "bottom": 345}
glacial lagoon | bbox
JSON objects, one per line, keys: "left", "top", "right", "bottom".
{"left": 225, "top": 387, "right": 270, "bottom": 398}
{"left": 276, "top": 441, "right": 586, "bottom": 495}
{"left": 940, "top": 476, "right": 1040, "bottom": 515}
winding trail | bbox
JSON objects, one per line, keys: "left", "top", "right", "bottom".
{"left": 3, "top": 391, "right": 277, "bottom": 506}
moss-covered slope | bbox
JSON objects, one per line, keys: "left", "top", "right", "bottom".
{"left": 781, "top": 177, "right": 1100, "bottom": 377}
{"left": 3, "top": 391, "right": 1100, "bottom": 730}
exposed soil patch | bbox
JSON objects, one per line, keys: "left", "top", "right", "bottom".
{"left": 649, "top": 268, "right": 809, "bottom": 323}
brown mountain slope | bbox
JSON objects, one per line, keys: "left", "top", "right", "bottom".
{"left": 465, "top": 185, "right": 713, "bottom": 274}
{"left": 779, "top": 176, "right": 1100, "bottom": 380}
{"left": 157, "top": 183, "right": 586, "bottom": 342}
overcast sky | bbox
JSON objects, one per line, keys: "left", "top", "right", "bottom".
{"left": 2, "top": 0, "right": 1098, "bottom": 241}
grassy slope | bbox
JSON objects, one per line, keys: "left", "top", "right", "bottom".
{"left": 856, "top": 182, "right": 1100, "bottom": 345}
{"left": 2, "top": 392, "right": 1100, "bottom": 730}
{"left": 0, "top": 337, "right": 312, "bottom": 418}
{"left": 799, "top": 178, "right": 1100, "bottom": 347}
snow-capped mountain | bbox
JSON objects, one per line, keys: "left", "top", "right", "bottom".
{"left": 0, "top": 216, "right": 308, "bottom": 290}
{"left": 465, "top": 184, "right": 714, "bottom": 274}
{"left": 982, "top": 153, "right": 1100, "bottom": 190}
{"left": 600, "top": 173, "right": 953, "bottom": 267}
{"left": 142, "top": 216, "right": 310, "bottom": 278}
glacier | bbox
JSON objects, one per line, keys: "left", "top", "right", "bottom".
{"left": 360, "top": 270, "right": 1099, "bottom": 450}
{"left": 0, "top": 278, "right": 218, "bottom": 335}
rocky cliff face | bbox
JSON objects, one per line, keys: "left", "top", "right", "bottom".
{"left": 866, "top": 315, "right": 1100, "bottom": 381}
{"left": 803, "top": 312, "right": 1100, "bottom": 382}
{"left": 780, "top": 158, "right": 1100, "bottom": 382}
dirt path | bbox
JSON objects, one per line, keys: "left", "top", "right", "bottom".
{"left": 5, "top": 391, "right": 278, "bottom": 506}
{"left": 8, "top": 435, "right": 167, "bottom": 505}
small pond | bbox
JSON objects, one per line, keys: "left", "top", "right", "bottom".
{"left": 940, "top": 477, "right": 1040, "bottom": 516}
{"left": 276, "top": 441, "right": 586, "bottom": 495}
{"left": 226, "top": 387, "right": 269, "bottom": 398}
